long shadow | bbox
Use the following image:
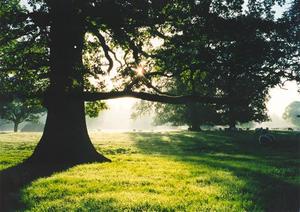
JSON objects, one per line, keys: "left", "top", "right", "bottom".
{"left": 133, "top": 131, "right": 300, "bottom": 211}
{"left": 182, "top": 154, "right": 300, "bottom": 211}
{"left": 1, "top": 131, "right": 299, "bottom": 211}
{"left": 0, "top": 162, "right": 72, "bottom": 211}
{"left": 133, "top": 131, "right": 300, "bottom": 157}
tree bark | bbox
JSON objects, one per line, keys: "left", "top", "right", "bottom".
{"left": 28, "top": 98, "right": 110, "bottom": 164}
{"left": 188, "top": 125, "right": 201, "bottom": 132}
{"left": 27, "top": 1, "right": 110, "bottom": 165}
{"left": 13, "top": 122, "right": 18, "bottom": 132}
{"left": 229, "top": 123, "right": 237, "bottom": 130}
{"left": 83, "top": 91, "right": 227, "bottom": 104}
{"left": 188, "top": 103, "right": 201, "bottom": 132}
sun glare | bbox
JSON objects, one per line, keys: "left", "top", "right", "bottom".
{"left": 135, "top": 65, "right": 144, "bottom": 76}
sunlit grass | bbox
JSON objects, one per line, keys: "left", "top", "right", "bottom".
{"left": 22, "top": 156, "right": 244, "bottom": 211}
{"left": 0, "top": 131, "right": 299, "bottom": 211}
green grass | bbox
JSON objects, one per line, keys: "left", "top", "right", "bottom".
{"left": 0, "top": 131, "right": 299, "bottom": 211}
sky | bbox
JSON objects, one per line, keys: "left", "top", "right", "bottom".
{"left": 267, "top": 81, "right": 299, "bottom": 116}
{"left": 259, "top": 81, "right": 299, "bottom": 128}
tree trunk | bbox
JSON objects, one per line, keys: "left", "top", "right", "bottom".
{"left": 188, "top": 103, "right": 201, "bottom": 132}
{"left": 187, "top": 73, "right": 201, "bottom": 132}
{"left": 229, "top": 123, "right": 237, "bottom": 130}
{"left": 228, "top": 118, "right": 237, "bottom": 131}
{"left": 13, "top": 122, "right": 18, "bottom": 132}
{"left": 27, "top": 1, "right": 110, "bottom": 165}
{"left": 228, "top": 103, "right": 237, "bottom": 131}
{"left": 188, "top": 125, "right": 201, "bottom": 132}
{"left": 27, "top": 98, "right": 110, "bottom": 165}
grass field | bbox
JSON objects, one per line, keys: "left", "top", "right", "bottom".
{"left": 0, "top": 131, "right": 299, "bottom": 211}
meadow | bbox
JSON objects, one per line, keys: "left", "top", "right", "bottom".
{"left": 0, "top": 131, "right": 299, "bottom": 211}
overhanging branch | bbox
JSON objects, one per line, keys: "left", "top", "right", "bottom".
{"left": 83, "top": 91, "right": 226, "bottom": 104}
{"left": 89, "top": 27, "right": 114, "bottom": 72}
{"left": 1, "top": 90, "right": 228, "bottom": 105}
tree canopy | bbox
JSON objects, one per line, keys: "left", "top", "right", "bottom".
{"left": 283, "top": 101, "right": 300, "bottom": 127}
{"left": 1, "top": 0, "right": 297, "bottom": 103}
{"left": 0, "top": 0, "right": 298, "bottom": 164}
{"left": 0, "top": 98, "right": 45, "bottom": 132}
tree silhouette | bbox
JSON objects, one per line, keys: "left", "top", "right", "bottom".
{"left": 0, "top": 0, "right": 297, "bottom": 165}
{"left": 0, "top": 98, "right": 45, "bottom": 132}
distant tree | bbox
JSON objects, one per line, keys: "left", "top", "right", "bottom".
{"left": 0, "top": 99, "right": 45, "bottom": 132}
{"left": 283, "top": 101, "right": 300, "bottom": 127}
{"left": 132, "top": 101, "right": 219, "bottom": 131}
{"left": 0, "top": 100, "right": 108, "bottom": 132}
{"left": 132, "top": 0, "right": 297, "bottom": 131}
{"left": 132, "top": 69, "right": 219, "bottom": 131}
{"left": 162, "top": 103, "right": 218, "bottom": 131}
{"left": 150, "top": 2, "right": 280, "bottom": 129}
{"left": 215, "top": 81, "right": 270, "bottom": 129}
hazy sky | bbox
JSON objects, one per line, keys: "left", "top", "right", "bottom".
{"left": 267, "top": 81, "right": 299, "bottom": 116}
{"left": 260, "top": 81, "right": 299, "bottom": 128}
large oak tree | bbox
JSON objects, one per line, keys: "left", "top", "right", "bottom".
{"left": 0, "top": 0, "right": 297, "bottom": 165}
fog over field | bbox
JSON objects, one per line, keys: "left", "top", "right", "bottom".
{"left": 86, "top": 81, "right": 299, "bottom": 131}
{"left": 0, "top": 82, "right": 298, "bottom": 132}
{"left": 260, "top": 81, "right": 300, "bottom": 129}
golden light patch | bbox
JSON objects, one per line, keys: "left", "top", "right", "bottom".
{"left": 135, "top": 65, "right": 144, "bottom": 76}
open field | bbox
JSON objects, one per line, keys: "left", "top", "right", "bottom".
{"left": 0, "top": 131, "right": 299, "bottom": 211}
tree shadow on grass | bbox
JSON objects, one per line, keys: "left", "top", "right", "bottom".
{"left": 133, "top": 131, "right": 300, "bottom": 156}
{"left": 133, "top": 131, "right": 300, "bottom": 211}
{"left": 184, "top": 154, "right": 300, "bottom": 211}
{"left": 0, "top": 162, "right": 72, "bottom": 211}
